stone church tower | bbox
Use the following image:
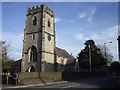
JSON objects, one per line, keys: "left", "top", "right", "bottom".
{"left": 21, "top": 4, "right": 56, "bottom": 72}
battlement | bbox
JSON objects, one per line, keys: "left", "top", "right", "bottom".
{"left": 27, "top": 4, "right": 54, "bottom": 17}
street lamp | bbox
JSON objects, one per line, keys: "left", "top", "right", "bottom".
{"left": 104, "top": 41, "right": 112, "bottom": 65}
{"left": 104, "top": 41, "right": 112, "bottom": 75}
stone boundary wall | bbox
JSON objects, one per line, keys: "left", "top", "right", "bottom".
{"left": 2, "top": 72, "right": 106, "bottom": 85}
{"left": 18, "top": 72, "right": 39, "bottom": 81}
{"left": 18, "top": 71, "right": 106, "bottom": 83}
{"left": 18, "top": 72, "right": 62, "bottom": 83}
{"left": 40, "top": 72, "right": 62, "bottom": 81}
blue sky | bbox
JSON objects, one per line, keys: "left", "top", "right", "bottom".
{"left": 2, "top": 2, "right": 119, "bottom": 61}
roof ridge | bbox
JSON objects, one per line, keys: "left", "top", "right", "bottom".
{"left": 55, "top": 47, "right": 75, "bottom": 60}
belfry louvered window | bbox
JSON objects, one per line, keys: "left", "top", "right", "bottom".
{"left": 33, "top": 16, "right": 37, "bottom": 26}
{"left": 48, "top": 19, "right": 50, "bottom": 27}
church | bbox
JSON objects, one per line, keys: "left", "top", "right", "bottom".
{"left": 21, "top": 4, "right": 76, "bottom": 72}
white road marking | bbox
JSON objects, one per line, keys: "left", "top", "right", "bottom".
{"left": 62, "top": 84, "right": 80, "bottom": 88}
{"left": 3, "top": 81, "right": 68, "bottom": 89}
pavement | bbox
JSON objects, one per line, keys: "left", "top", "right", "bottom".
{"left": 2, "top": 81, "right": 68, "bottom": 89}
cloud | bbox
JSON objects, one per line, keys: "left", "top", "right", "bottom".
{"left": 89, "top": 7, "right": 96, "bottom": 15}
{"left": 71, "top": 25, "right": 117, "bottom": 45}
{"left": 55, "top": 17, "right": 61, "bottom": 23}
{"left": 91, "top": 25, "right": 118, "bottom": 60}
{"left": 69, "top": 20, "right": 75, "bottom": 23}
{"left": 74, "top": 25, "right": 118, "bottom": 60}
{"left": 103, "top": 25, "right": 118, "bottom": 39}
{"left": 79, "top": 12, "right": 87, "bottom": 19}
{"left": 89, "top": 25, "right": 118, "bottom": 41}
{"left": 75, "top": 33, "right": 85, "bottom": 41}
{"left": 118, "top": 24, "right": 120, "bottom": 35}
{"left": 78, "top": 7, "right": 97, "bottom": 22}
{"left": 90, "top": 34, "right": 102, "bottom": 40}
{"left": 87, "top": 17, "right": 92, "bottom": 22}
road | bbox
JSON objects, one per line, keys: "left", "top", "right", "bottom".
{"left": 2, "top": 75, "right": 120, "bottom": 90}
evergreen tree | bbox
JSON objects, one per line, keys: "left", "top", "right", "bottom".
{"left": 78, "top": 40, "right": 107, "bottom": 71}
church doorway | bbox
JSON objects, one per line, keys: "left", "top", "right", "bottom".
{"left": 30, "top": 66, "right": 35, "bottom": 72}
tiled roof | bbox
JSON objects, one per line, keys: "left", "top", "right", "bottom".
{"left": 55, "top": 47, "right": 75, "bottom": 64}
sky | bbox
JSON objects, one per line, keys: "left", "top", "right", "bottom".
{"left": 2, "top": 2, "right": 119, "bottom": 61}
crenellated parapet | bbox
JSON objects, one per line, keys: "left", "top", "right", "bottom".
{"left": 27, "top": 4, "right": 54, "bottom": 17}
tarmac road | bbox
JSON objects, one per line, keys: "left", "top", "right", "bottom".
{"left": 2, "top": 75, "right": 120, "bottom": 90}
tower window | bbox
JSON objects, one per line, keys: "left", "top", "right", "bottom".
{"left": 33, "top": 16, "right": 37, "bottom": 26}
{"left": 48, "top": 19, "right": 50, "bottom": 27}
{"left": 32, "top": 34, "right": 35, "bottom": 40}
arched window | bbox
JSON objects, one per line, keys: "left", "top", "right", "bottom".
{"left": 33, "top": 16, "right": 37, "bottom": 26}
{"left": 48, "top": 19, "right": 50, "bottom": 27}
{"left": 28, "top": 46, "right": 37, "bottom": 62}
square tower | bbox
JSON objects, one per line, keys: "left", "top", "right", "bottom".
{"left": 21, "top": 4, "right": 56, "bottom": 72}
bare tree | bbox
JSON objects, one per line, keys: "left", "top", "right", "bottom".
{"left": 0, "top": 40, "right": 15, "bottom": 73}
{"left": 0, "top": 40, "right": 10, "bottom": 62}
{"left": 97, "top": 44, "right": 113, "bottom": 66}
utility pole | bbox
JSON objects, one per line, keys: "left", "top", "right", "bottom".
{"left": 104, "top": 43, "right": 107, "bottom": 62}
{"left": 89, "top": 45, "right": 92, "bottom": 72}
{"left": 75, "top": 57, "right": 79, "bottom": 72}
